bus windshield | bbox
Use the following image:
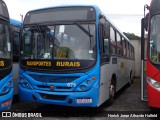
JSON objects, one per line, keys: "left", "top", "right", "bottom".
{"left": 149, "top": 14, "right": 160, "bottom": 63}
{"left": 21, "top": 24, "right": 96, "bottom": 60}
{"left": 0, "top": 19, "right": 11, "bottom": 59}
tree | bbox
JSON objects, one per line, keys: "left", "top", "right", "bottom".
{"left": 123, "top": 32, "right": 140, "bottom": 40}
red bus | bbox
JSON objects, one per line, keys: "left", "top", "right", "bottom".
{"left": 141, "top": 0, "right": 160, "bottom": 108}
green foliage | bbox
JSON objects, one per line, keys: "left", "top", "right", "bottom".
{"left": 123, "top": 32, "right": 140, "bottom": 40}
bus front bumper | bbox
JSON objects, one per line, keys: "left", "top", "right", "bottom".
{"left": 0, "top": 88, "right": 13, "bottom": 111}
{"left": 18, "top": 84, "right": 99, "bottom": 107}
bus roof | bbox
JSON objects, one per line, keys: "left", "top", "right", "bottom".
{"left": 10, "top": 19, "right": 22, "bottom": 27}
{"left": 0, "top": 0, "right": 9, "bottom": 19}
{"left": 150, "top": 0, "right": 160, "bottom": 17}
{"left": 27, "top": 5, "right": 100, "bottom": 13}
{"left": 24, "top": 5, "right": 100, "bottom": 25}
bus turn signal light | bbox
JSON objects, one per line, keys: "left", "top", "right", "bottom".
{"left": 92, "top": 76, "right": 96, "bottom": 80}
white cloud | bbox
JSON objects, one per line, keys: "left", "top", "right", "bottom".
{"left": 3, "top": 0, "right": 152, "bottom": 35}
{"left": 4, "top": 0, "right": 150, "bottom": 20}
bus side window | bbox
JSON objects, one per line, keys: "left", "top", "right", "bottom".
{"left": 127, "top": 42, "right": 129, "bottom": 59}
{"left": 116, "top": 32, "right": 123, "bottom": 56}
{"left": 131, "top": 46, "right": 133, "bottom": 60}
{"left": 129, "top": 44, "right": 131, "bottom": 59}
{"left": 110, "top": 27, "right": 116, "bottom": 54}
{"left": 122, "top": 38, "right": 126, "bottom": 57}
{"left": 100, "top": 18, "right": 110, "bottom": 64}
{"left": 128, "top": 43, "right": 131, "bottom": 59}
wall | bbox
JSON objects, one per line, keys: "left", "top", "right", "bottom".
{"left": 130, "top": 39, "right": 141, "bottom": 78}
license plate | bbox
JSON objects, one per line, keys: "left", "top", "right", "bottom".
{"left": 1, "top": 99, "right": 12, "bottom": 107}
{"left": 77, "top": 98, "right": 92, "bottom": 103}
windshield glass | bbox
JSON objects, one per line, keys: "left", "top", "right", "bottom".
{"left": 21, "top": 24, "right": 96, "bottom": 60}
{"left": 149, "top": 15, "right": 160, "bottom": 63}
{"left": 0, "top": 20, "right": 11, "bottom": 59}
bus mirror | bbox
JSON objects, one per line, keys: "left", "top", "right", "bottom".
{"left": 144, "top": 13, "right": 149, "bottom": 31}
{"left": 100, "top": 17, "right": 105, "bottom": 24}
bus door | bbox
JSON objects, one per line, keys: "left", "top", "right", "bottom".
{"left": 141, "top": 16, "right": 148, "bottom": 101}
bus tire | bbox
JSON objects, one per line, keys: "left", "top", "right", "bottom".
{"left": 108, "top": 76, "right": 116, "bottom": 105}
{"left": 130, "top": 71, "right": 134, "bottom": 83}
{"left": 129, "top": 70, "right": 134, "bottom": 86}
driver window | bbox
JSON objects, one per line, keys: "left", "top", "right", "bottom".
{"left": 103, "top": 21, "right": 110, "bottom": 56}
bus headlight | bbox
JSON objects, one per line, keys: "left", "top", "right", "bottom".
{"left": 86, "top": 80, "right": 91, "bottom": 85}
{"left": 20, "top": 77, "right": 24, "bottom": 82}
{"left": 80, "top": 85, "right": 86, "bottom": 91}
{"left": 7, "top": 81, "right": 11, "bottom": 86}
{"left": 24, "top": 83, "right": 29, "bottom": 87}
{"left": 0, "top": 80, "right": 13, "bottom": 94}
{"left": 147, "top": 77, "right": 160, "bottom": 90}
{"left": 19, "top": 77, "right": 32, "bottom": 89}
{"left": 2, "top": 87, "right": 6, "bottom": 93}
{"left": 74, "top": 77, "right": 97, "bottom": 92}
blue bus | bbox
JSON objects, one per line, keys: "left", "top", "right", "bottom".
{"left": 19, "top": 5, "right": 135, "bottom": 107}
{"left": 10, "top": 19, "right": 22, "bottom": 95}
{"left": 0, "top": 0, "right": 13, "bottom": 111}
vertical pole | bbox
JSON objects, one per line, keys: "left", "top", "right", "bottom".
{"left": 20, "top": 14, "right": 23, "bottom": 23}
{"left": 141, "top": 18, "right": 145, "bottom": 101}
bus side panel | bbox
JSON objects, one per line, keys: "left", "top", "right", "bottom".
{"left": 110, "top": 57, "right": 119, "bottom": 91}
{"left": 116, "top": 57, "right": 126, "bottom": 91}
{"left": 123, "top": 58, "right": 130, "bottom": 86}
{"left": 125, "top": 59, "right": 131, "bottom": 84}
{"left": 98, "top": 60, "right": 114, "bottom": 106}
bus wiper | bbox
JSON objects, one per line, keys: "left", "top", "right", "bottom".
{"left": 74, "top": 22, "right": 93, "bottom": 37}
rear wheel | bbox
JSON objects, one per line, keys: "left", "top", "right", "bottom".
{"left": 130, "top": 71, "right": 134, "bottom": 83}
{"left": 128, "top": 71, "right": 133, "bottom": 86}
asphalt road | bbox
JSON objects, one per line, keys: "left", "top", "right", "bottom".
{"left": 1, "top": 79, "right": 160, "bottom": 120}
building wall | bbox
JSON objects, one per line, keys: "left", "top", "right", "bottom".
{"left": 131, "top": 39, "right": 141, "bottom": 78}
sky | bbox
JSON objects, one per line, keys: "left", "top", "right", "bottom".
{"left": 4, "top": 0, "right": 151, "bottom": 36}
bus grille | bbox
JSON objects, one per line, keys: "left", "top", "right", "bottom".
{"left": 39, "top": 93, "right": 67, "bottom": 101}
{"left": 29, "top": 74, "right": 79, "bottom": 83}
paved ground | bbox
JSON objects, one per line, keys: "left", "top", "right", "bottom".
{"left": 1, "top": 79, "right": 160, "bottom": 120}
